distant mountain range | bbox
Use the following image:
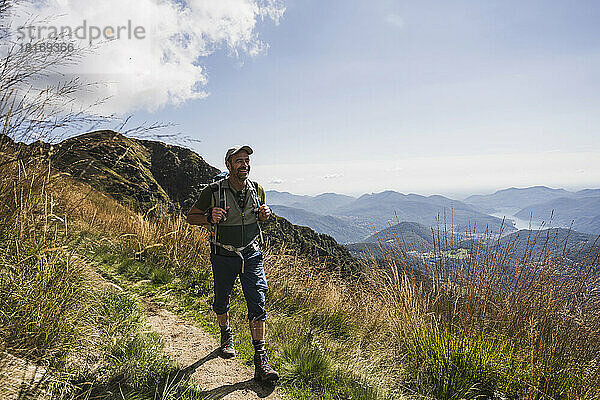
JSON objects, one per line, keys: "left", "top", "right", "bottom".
{"left": 464, "top": 186, "right": 573, "bottom": 214}
{"left": 462, "top": 186, "right": 600, "bottom": 235}
{"left": 269, "top": 205, "right": 371, "bottom": 244}
{"left": 334, "top": 191, "right": 509, "bottom": 234}
{"left": 486, "top": 228, "right": 599, "bottom": 261}
{"left": 269, "top": 185, "right": 600, "bottom": 242}
{"left": 268, "top": 190, "right": 514, "bottom": 243}
{"left": 268, "top": 191, "right": 355, "bottom": 215}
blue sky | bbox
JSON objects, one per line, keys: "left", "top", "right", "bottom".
{"left": 25, "top": 0, "right": 599, "bottom": 197}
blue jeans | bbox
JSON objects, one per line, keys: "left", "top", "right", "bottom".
{"left": 210, "top": 248, "right": 268, "bottom": 321}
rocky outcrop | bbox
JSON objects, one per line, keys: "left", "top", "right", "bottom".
{"left": 139, "top": 138, "right": 220, "bottom": 213}
{"left": 49, "top": 131, "right": 173, "bottom": 213}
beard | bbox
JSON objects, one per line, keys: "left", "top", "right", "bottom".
{"left": 232, "top": 166, "right": 249, "bottom": 180}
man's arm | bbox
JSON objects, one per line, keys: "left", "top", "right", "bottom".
{"left": 187, "top": 185, "right": 213, "bottom": 226}
{"left": 187, "top": 206, "right": 231, "bottom": 225}
{"left": 187, "top": 206, "right": 211, "bottom": 225}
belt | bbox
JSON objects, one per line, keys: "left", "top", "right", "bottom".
{"left": 211, "top": 235, "right": 260, "bottom": 273}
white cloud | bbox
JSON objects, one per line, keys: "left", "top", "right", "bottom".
{"left": 385, "top": 13, "right": 404, "bottom": 29}
{"left": 322, "top": 173, "right": 343, "bottom": 180}
{"left": 8, "top": 0, "right": 285, "bottom": 114}
{"left": 267, "top": 178, "right": 284, "bottom": 184}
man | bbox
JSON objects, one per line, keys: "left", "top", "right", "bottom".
{"left": 186, "top": 145, "right": 279, "bottom": 382}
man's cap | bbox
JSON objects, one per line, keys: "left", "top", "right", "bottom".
{"left": 225, "top": 145, "right": 253, "bottom": 163}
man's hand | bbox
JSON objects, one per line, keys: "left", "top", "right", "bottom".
{"left": 258, "top": 204, "right": 272, "bottom": 222}
{"left": 210, "top": 206, "right": 230, "bottom": 223}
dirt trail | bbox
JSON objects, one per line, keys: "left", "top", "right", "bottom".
{"left": 79, "top": 255, "right": 284, "bottom": 399}
{"left": 0, "top": 352, "right": 49, "bottom": 400}
{"left": 142, "top": 300, "right": 284, "bottom": 400}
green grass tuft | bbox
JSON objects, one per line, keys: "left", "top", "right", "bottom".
{"left": 281, "top": 339, "right": 331, "bottom": 389}
{"left": 309, "top": 307, "right": 354, "bottom": 339}
{"left": 279, "top": 335, "right": 384, "bottom": 400}
{"left": 0, "top": 239, "right": 91, "bottom": 362}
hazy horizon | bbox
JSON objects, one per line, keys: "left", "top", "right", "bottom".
{"left": 260, "top": 182, "right": 599, "bottom": 200}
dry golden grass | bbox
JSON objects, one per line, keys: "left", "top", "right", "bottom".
{"left": 372, "top": 224, "right": 600, "bottom": 398}
{"left": 0, "top": 156, "right": 206, "bottom": 399}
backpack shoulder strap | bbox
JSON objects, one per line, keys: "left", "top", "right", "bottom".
{"left": 208, "top": 182, "right": 219, "bottom": 208}
{"left": 208, "top": 180, "right": 228, "bottom": 209}
{"left": 249, "top": 180, "right": 263, "bottom": 206}
{"left": 219, "top": 179, "right": 227, "bottom": 209}
{"left": 247, "top": 180, "right": 264, "bottom": 244}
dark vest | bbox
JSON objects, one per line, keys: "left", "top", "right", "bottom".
{"left": 209, "top": 179, "right": 261, "bottom": 255}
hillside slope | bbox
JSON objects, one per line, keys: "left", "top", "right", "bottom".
{"left": 345, "top": 222, "right": 435, "bottom": 263}
{"left": 10, "top": 130, "right": 360, "bottom": 271}
{"left": 270, "top": 204, "right": 371, "bottom": 244}
{"left": 262, "top": 215, "right": 360, "bottom": 272}
{"left": 363, "top": 221, "right": 434, "bottom": 250}
{"left": 46, "top": 130, "right": 220, "bottom": 214}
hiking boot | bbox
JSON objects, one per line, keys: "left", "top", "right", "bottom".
{"left": 253, "top": 348, "right": 279, "bottom": 382}
{"left": 219, "top": 326, "right": 235, "bottom": 358}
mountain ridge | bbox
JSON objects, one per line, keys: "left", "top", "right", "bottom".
{"left": 332, "top": 190, "right": 511, "bottom": 234}
{"left": 463, "top": 185, "right": 597, "bottom": 214}
{"left": 6, "top": 130, "right": 360, "bottom": 270}
{"left": 269, "top": 188, "right": 514, "bottom": 237}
